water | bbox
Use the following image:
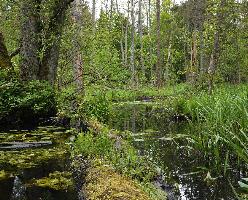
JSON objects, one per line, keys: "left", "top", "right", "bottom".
{"left": 0, "top": 126, "right": 80, "bottom": 200}
{"left": 109, "top": 102, "right": 245, "bottom": 200}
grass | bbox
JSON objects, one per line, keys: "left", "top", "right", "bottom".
{"left": 173, "top": 84, "right": 248, "bottom": 176}
{"left": 73, "top": 120, "right": 167, "bottom": 200}
{"left": 84, "top": 83, "right": 189, "bottom": 102}
{"left": 73, "top": 83, "right": 248, "bottom": 198}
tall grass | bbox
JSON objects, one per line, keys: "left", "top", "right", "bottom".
{"left": 176, "top": 85, "right": 248, "bottom": 173}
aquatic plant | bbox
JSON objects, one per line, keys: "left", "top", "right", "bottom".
{"left": 174, "top": 85, "right": 248, "bottom": 174}
{"left": 30, "top": 171, "right": 73, "bottom": 190}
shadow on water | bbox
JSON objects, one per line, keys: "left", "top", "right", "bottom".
{"left": 109, "top": 102, "right": 245, "bottom": 200}
{"left": 0, "top": 126, "right": 82, "bottom": 200}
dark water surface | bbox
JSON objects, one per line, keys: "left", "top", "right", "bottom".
{"left": 109, "top": 102, "right": 245, "bottom": 200}
{"left": 0, "top": 126, "right": 79, "bottom": 200}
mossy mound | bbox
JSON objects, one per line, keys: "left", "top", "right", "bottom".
{"left": 83, "top": 162, "right": 152, "bottom": 200}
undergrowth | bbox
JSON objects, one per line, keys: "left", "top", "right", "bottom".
{"left": 73, "top": 123, "right": 166, "bottom": 199}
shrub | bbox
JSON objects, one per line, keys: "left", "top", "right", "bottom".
{"left": 0, "top": 80, "right": 56, "bottom": 128}
{"left": 78, "top": 91, "right": 110, "bottom": 123}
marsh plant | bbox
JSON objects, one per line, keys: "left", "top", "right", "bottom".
{"left": 174, "top": 85, "right": 248, "bottom": 176}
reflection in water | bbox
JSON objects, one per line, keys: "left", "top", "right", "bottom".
{"left": 11, "top": 176, "right": 26, "bottom": 200}
{"left": 109, "top": 102, "right": 241, "bottom": 200}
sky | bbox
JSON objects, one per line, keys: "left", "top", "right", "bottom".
{"left": 85, "top": 0, "right": 186, "bottom": 18}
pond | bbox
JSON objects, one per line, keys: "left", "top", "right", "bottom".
{"left": 109, "top": 101, "right": 245, "bottom": 200}
{"left": 0, "top": 126, "right": 81, "bottom": 200}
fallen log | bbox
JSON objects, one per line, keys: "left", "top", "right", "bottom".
{"left": 0, "top": 141, "right": 53, "bottom": 150}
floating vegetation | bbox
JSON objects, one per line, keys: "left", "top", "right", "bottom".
{"left": 0, "top": 146, "right": 68, "bottom": 170}
{"left": 0, "top": 170, "right": 12, "bottom": 181}
{"left": 0, "top": 126, "right": 75, "bottom": 173}
{"left": 29, "top": 171, "right": 74, "bottom": 190}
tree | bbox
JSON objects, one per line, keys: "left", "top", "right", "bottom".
{"left": 19, "top": 0, "right": 75, "bottom": 84}
{"left": 130, "top": 0, "right": 136, "bottom": 87}
{"left": 0, "top": 33, "right": 12, "bottom": 70}
{"left": 208, "top": 0, "right": 226, "bottom": 94}
{"left": 156, "top": 0, "right": 162, "bottom": 87}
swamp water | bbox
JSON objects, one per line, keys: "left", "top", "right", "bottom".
{"left": 109, "top": 102, "right": 246, "bottom": 200}
{"left": 0, "top": 126, "right": 80, "bottom": 200}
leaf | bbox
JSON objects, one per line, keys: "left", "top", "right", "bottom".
{"left": 238, "top": 181, "right": 248, "bottom": 191}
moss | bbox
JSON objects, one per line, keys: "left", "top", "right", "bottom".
{"left": 29, "top": 171, "right": 73, "bottom": 190}
{"left": 83, "top": 161, "right": 152, "bottom": 200}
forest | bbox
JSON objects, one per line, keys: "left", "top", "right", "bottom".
{"left": 0, "top": 0, "right": 247, "bottom": 199}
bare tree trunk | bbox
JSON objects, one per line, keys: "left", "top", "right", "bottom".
{"left": 148, "top": 0, "right": 153, "bottom": 84}
{"left": 72, "top": 0, "right": 84, "bottom": 94}
{"left": 156, "top": 0, "right": 162, "bottom": 87}
{"left": 138, "top": 0, "right": 145, "bottom": 78}
{"left": 20, "top": 0, "right": 42, "bottom": 81}
{"left": 199, "top": 28, "right": 205, "bottom": 74}
{"left": 92, "top": 0, "right": 96, "bottom": 23}
{"left": 190, "top": 29, "right": 197, "bottom": 84}
{"left": 125, "top": 21, "right": 128, "bottom": 68}
{"left": 130, "top": 0, "right": 136, "bottom": 87}
{"left": 124, "top": 0, "right": 130, "bottom": 68}
{"left": 165, "top": 38, "right": 172, "bottom": 83}
{"left": 110, "top": 0, "right": 114, "bottom": 18}
{"left": 0, "top": 33, "right": 13, "bottom": 70}
{"left": 120, "top": 25, "right": 125, "bottom": 67}
{"left": 115, "top": 0, "right": 119, "bottom": 12}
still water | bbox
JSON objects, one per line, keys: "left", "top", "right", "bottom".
{"left": 109, "top": 101, "right": 244, "bottom": 200}
{"left": 0, "top": 126, "right": 79, "bottom": 200}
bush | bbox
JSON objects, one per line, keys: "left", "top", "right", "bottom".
{"left": 0, "top": 80, "right": 56, "bottom": 128}
{"left": 78, "top": 91, "right": 110, "bottom": 123}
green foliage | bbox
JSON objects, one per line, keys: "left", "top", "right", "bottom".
{"left": 0, "top": 80, "right": 56, "bottom": 120}
{"left": 239, "top": 178, "right": 248, "bottom": 192}
{"left": 78, "top": 91, "right": 110, "bottom": 123}
{"left": 74, "top": 129, "right": 156, "bottom": 183}
{"left": 173, "top": 85, "right": 248, "bottom": 173}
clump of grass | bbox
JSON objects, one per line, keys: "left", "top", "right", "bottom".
{"left": 174, "top": 85, "right": 248, "bottom": 174}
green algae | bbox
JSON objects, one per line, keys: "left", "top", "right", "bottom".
{"left": 0, "top": 146, "right": 68, "bottom": 170}
{"left": 29, "top": 171, "right": 74, "bottom": 190}
{"left": 0, "top": 126, "right": 75, "bottom": 171}
{"left": 0, "top": 170, "right": 12, "bottom": 181}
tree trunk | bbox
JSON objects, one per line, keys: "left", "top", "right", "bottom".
{"left": 199, "top": 28, "right": 205, "bottom": 74}
{"left": 72, "top": 0, "right": 84, "bottom": 94}
{"left": 39, "top": 0, "right": 74, "bottom": 84}
{"left": 138, "top": 0, "right": 145, "bottom": 78}
{"left": 92, "top": 0, "right": 96, "bottom": 28}
{"left": 208, "top": 0, "right": 225, "bottom": 94}
{"left": 130, "top": 0, "right": 136, "bottom": 87}
{"left": 190, "top": 29, "right": 197, "bottom": 84}
{"left": 0, "top": 33, "right": 12, "bottom": 70}
{"left": 20, "top": 0, "right": 42, "bottom": 81}
{"left": 156, "top": 0, "right": 162, "bottom": 87}
{"left": 120, "top": 25, "right": 125, "bottom": 67}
